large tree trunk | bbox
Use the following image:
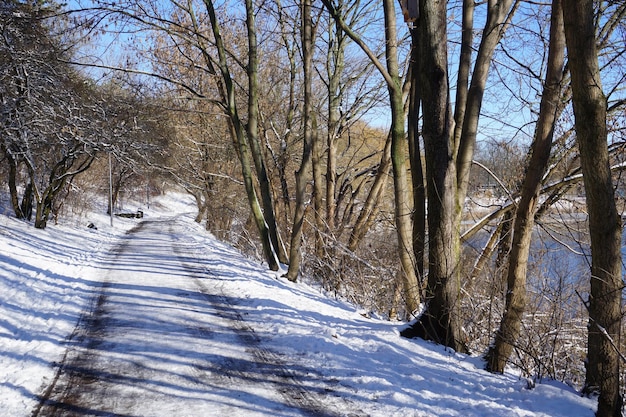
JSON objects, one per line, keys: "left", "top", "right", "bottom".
{"left": 285, "top": 0, "right": 314, "bottom": 282}
{"left": 245, "top": 0, "right": 288, "bottom": 265}
{"left": 401, "top": 0, "right": 466, "bottom": 352}
{"left": 383, "top": 0, "right": 421, "bottom": 314}
{"left": 325, "top": 11, "right": 344, "bottom": 235}
{"left": 485, "top": 0, "right": 566, "bottom": 373}
{"left": 563, "top": 0, "right": 623, "bottom": 415}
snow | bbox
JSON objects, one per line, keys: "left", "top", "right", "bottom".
{"left": 0, "top": 193, "right": 597, "bottom": 416}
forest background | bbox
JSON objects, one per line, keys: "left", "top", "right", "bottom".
{"left": 0, "top": 0, "right": 624, "bottom": 415}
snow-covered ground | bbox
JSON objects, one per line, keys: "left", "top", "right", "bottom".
{"left": 0, "top": 193, "right": 597, "bottom": 416}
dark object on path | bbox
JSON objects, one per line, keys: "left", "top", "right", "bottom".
{"left": 115, "top": 210, "right": 143, "bottom": 219}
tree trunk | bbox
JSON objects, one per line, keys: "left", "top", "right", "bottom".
{"left": 34, "top": 191, "right": 55, "bottom": 229}
{"left": 34, "top": 178, "right": 63, "bottom": 230}
{"left": 383, "top": 0, "right": 420, "bottom": 314}
{"left": 204, "top": 0, "right": 279, "bottom": 271}
{"left": 326, "top": 11, "right": 344, "bottom": 235}
{"left": 20, "top": 182, "right": 33, "bottom": 221}
{"left": 408, "top": 29, "right": 425, "bottom": 283}
{"left": 108, "top": 171, "right": 124, "bottom": 215}
{"left": 32, "top": 152, "right": 94, "bottom": 229}
{"left": 245, "top": 0, "right": 288, "bottom": 265}
{"left": 401, "top": 0, "right": 466, "bottom": 352}
{"left": 4, "top": 149, "right": 26, "bottom": 219}
{"left": 451, "top": 0, "right": 474, "bottom": 158}
{"left": 485, "top": 0, "right": 566, "bottom": 373}
{"left": 563, "top": 0, "right": 623, "bottom": 414}
{"left": 455, "top": 0, "right": 516, "bottom": 213}
{"left": 285, "top": 0, "right": 314, "bottom": 282}
{"left": 311, "top": 114, "right": 325, "bottom": 258}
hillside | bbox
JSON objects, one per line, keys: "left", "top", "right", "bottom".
{"left": 0, "top": 193, "right": 596, "bottom": 416}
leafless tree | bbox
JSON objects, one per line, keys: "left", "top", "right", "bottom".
{"left": 485, "top": 0, "right": 566, "bottom": 373}
{"left": 563, "top": 0, "right": 624, "bottom": 414}
{"left": 0, "top": 2, "right": 100, "bottom": 228}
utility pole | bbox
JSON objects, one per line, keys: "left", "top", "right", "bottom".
{"left": 109, "top": 152, "right": 113, "bottom": 227}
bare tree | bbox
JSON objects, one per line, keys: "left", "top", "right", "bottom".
{"left": 563, "top": 0, "right": 624, "bottom": 414}
{"left": 485, "top": 0, "right": 566, "bottom": 373}
{"left": 321, "top": 0, "right": 422, "bottom": 315}
{"left": 0, "top": 2, "right": 101, "bottom": 228}
{"left": 284, "top": 0, "right": 315, "bottom": 281}
{"left": 401, "top": 0, "right": 467, "bottom": 351}
{"left": 76, "top": 0, "right": 285, "bottom": 269}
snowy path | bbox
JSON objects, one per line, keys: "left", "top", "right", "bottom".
{"left": 32, "top": 219, "right": 344, "bottom": 417}
{"left": 0, "top": 196, "right": 598, "bottom": 416}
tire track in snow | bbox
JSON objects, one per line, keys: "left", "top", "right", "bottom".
{"left": 169, "top": 221, "right": 350, "bottom": 417}
{"left": 32, "top": 218, "right": 359, "bottom": 417}
{"left": 31, "top": 223, "right": 142, "bottom": 417}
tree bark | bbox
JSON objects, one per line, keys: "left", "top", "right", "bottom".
{"left": 451, "top": 0, "right": 474, "bottom": 158}
{"left": 383, "top": 0, "right": 421, "bottom": 314}
{"left": 563, "top": 0, "right": 623, "bottom": 414}
{"left": 325, "top": 9, "right": 344, "bottom": 235}
{"left": 401, "top": 0, "right": 467, "bottom": 352}
{"left": 285, "top": 0, "right": 314, "bottom": 282}
{"left": 245, "top": 0, "right": 288, "bottom": 265}
{"left": 20, "top": 182, "right": 33, "bottom": 221}
{"left": 408, "top": 29, "right": 425, "bottom": 284}
{"left": 311, "top": 113, "right": 325, "bottom": 258}
{"left": 485, "top": 0, "right": 566, "bottom": 373}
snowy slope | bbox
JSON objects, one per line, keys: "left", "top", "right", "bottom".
{"left": 0, "top": 193, "right": 596, "bottom": 416}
